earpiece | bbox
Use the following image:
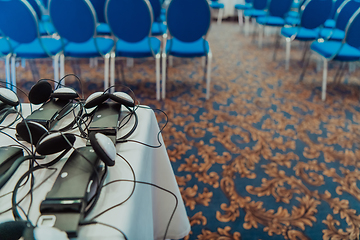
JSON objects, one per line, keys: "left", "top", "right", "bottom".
{"left": 0, "top": 88, "right": 20, "bottom": 106}
{"left": 28, "top": 80, "right": 79, "bottom": 105}
{"left": 109, "top": 92, "right": 135, "bottom": 108}
{"left": 28, "top": 80, "right": 53, "bottom": 105}
{"left": 84, "top": 92, "right": 109, "bottom": 109}
{"left": 16, "top": 121, "right": 49, "bottom": 146}
{"left": 51, "top": 87, "right": 79, "bottom": 100}
{"left": 89, "top": 131, "right": 116, "bottom": 166}
{"left": 84, "top": 91, "right": 135, "bottom": 109}
{"left": 36, "top": 132, "right": 76, "bottom": 155}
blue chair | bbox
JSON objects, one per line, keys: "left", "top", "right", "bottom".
{"left": 284, "top": 0, "right": 306, "bottom": 26}
{"left": 0, "top": 0, "right": 62, "bottom": 93}
{"left": 148, "top": 0, "right": 167, "bottom": 35}
{"left": 319, "top": 0, "right": 360, "bottom": 41}
{"left": 209, "top": 0, "right": 225, "bottom": 24}
{"left": 105, "top": 0, "right": 161, "bottom": 99}
{"left": 49, "top": 0, "right": 114, "bottom": 90}
{"left": 235, "top": 0, "right": 252, "bottom": 27}
{"left": 243, "top": 0, "right": 268, "bottom": 36}
{"left": 310, "top": 8, "right": 360, "bottom": 100}
{"left": 27, "top": 0, "right": 55, "bottom": 36}
{"left": 89, "top": 0, "right": 111, "bottom": 36}
{"left": 162, "top": 0, "right": 212, "bottom": 99}
{"left": 281, "top": 0, "right": 333, "bottom": 71}
{"left": 324, "top": 0, "right": 347, "bottom": 28}
{"left": 256, "top": 0, "right": 293, "bottom": 49}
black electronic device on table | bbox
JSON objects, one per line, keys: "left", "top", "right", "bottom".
{"left": 0, "top": 146, "right": 24, "bottom": 176}
{"left": 37, "top": 101, "right": 121, "bottom": 237}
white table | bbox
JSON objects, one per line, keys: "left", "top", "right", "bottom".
{"left": 0, "top": 103, "right": 190, "bottom": 240}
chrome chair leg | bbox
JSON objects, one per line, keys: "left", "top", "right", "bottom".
{"left": 104, "top": 53, "right": 110, "bottom": 91}
{"left": 285, "top": 38, "right": 291, "bottom": 71}
{"left": 322, "top": 58, "right": 328, "bottom": 101}
{"left": 206, "top": 51, "right": 212, "bottom": 100}
{"left": 245, "top": 16, "right": 250, "bottom": 37}
{"left": 110, "top": 52, "right": 116, "bottom": 93}
{"left": 5, "top": 54, "right": 11, "bottom": 90}
{"left": 258, "top": 25, "right": 263, "bottom": 49}
{"left": 156, "top": 54, "right": 160, "bottom": 100}
{"left": 162, "top": 52, "right": 167, "bottom": 99}
{"left": 237, "top": 10, "right": 244, "bottom": 27}
{"left": 217, "top": 8, "right": 223, "bottom": 25}
{"left": 60, "top": 53, "right": 65, "bottom": 80}
{"left": 11, "top": 56, "right": 16, "bottom": 94}
{"left": 53, "top": 54, "right": 59, "bottom": 87}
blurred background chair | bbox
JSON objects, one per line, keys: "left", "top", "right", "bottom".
{"left": 90, "top": 0, "right": 111, "bottom": 36}
{"left": 163, "top": 0, "right": 212, "bottom": 100}
{"left": 280, "top": 0, "right": 333, "bottom": 71}
{"left": 310, "top": 8, "right": 360, "bottom": 100}
{"left": 105, "top": 0, "right": 161, "bottom": 99}
{"left": 27, "top": 0, "right": 56, "bottom": 36}
{"left": 49, "top": 0, "right": 114, "bottom": 90}
{"left": 235, "top": 0, "right": 252, "bottom": 29}
{"left": 209, "top": 0, "right": 225, "bottom": 25}
{"left": 323, "top": 0, "right": 347, "bottom": 28}
{"left": 0, "top": 0, "right": 62, "bottom": 93}
{"left": 256, "top": 0, "right": 293, "bottom": 50}
{"left": 243, "top": 0, "right": 268, "bottom": 37}
{"left": 0, "top": 35, "right": 14, "bottom": 89}
{"left": 319, "top": 0, "right": 360, "bottom": 41}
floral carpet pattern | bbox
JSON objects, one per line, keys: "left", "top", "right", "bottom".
{"left": 5, "top": 21, "right": 360, "bottom": 240}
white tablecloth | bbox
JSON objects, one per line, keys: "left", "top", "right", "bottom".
{"left": 0, "top": 103, "right": 190, "bottom": 240}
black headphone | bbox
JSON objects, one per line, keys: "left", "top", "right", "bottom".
{"left": 28, "top": 80, "right": 79, "bottom": 105}
{"left": 84, "top": 91, "right": 138, "bottom": 141}
{"left": 16, "top": 81, "right": 83, "bottom": 146}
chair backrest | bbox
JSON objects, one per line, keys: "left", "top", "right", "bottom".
{"left": 148, "top": 0, "right": 162, "bottom": 22}
{"left": 344, "top": 8, "right": 360, "bottom": 49}
{"left": 105, "top": 0, "right": 153, "bottom": 43}
{"left": 166, "top": 0, "right": 211, "bottom": 42}
{"left": 328, "top": 0, "right": 346, "bottom": 19}
{"left": 49, "top": 0, "right": 97, "bottom": 43}
{"left": 334, "top": 0, "right": 360, "bottom": 30}
{"left": 245, "top": 0, "right": 252, "bottom": 3}
{"left": 300, "top": 0, "right": 333, "bottom": 29}
{"left": 268, "top": 0, "right": 293, "bottom": 18}
{"left": 252, "top": 0, "right": 268, "bottom": 10}
{"left": 90, "top": 0, "right": 106, "bottom": 23}
{"left": 0, "top": 0, "right": 39, "bottom": 43}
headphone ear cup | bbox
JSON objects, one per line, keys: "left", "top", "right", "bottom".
{"left": 0, "top": 88, "right": 20, "bottom": 107}
{"left": 51, "top": 87, "right": 79, "bottom": 100}
{"left": 109, "top": 92, "right": 135, "bottom": 108}
{"left": 89, "top": 132, "right": 116, "bottom": 166}
{"left": 0, "top": 220, "right": 33, "bottom": 240}
{"left": 28, "top": 80, "right": 53, "bottom": 104}
{"left": 84, "top": 92, "right": 109, "bottom": 109}
{"left": 36, "top": 132, "right": 76, "bottom": 155}
{"left": 16, "top": 121, "right": 49, "bottom": 146}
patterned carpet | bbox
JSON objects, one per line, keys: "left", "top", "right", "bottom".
{"left": 4, "top": 20, "right": 360, "bottom": 239}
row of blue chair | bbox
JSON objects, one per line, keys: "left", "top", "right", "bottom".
{"left": 236, "top": 0, "right": 360, "bottom": 101}
{"left": 0, "top": 0, "right": 213, "bottom": 100}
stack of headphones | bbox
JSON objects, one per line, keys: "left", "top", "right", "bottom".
{"left": 0, "top": 78, "right": 138, "bottom": 240}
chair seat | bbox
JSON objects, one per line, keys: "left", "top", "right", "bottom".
{"left": 64, "top": 38, "right": 114, "bottom": 58}
{"left": 257, "top": 16, "right": 285, "bottom": 26}
{"left": 319, "top": 28, "right": 345, "bottom": 41}
{"left": 324, "top": 19, "right": 335, "bottom": 28}
{"left": 244, "top": 9, "right": 266, "bottom": 17}
{"left": 151, "top": 22, "right": 167, "bottom": 36}
{"left": 96, "top": 23, "right": 111, "bottom": 36}
{"left": 210, "top": 2, "right": 224, "bottom": 9}
{"left": 166, "top": 38, "right": 209, "bottom": 58}
{"left": 115, "top": 37, "right": 160, "bottom": 58}
{"left": 285, "top": 16, "right": 300, "bottom": 25}
{"left": 281, "top": 27, "right": 319, "bottom": 41}
{"left": 311, "top": 41, "right": 360, "bottom": 61}
{"left": 287, "top": 10, "right": 299, "bottom": 18}
{"left": 234, "top": 3, "right": 252, "bottom": 10}
{"left": 13, "top": 38, "right": 62, "bottom": 58}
